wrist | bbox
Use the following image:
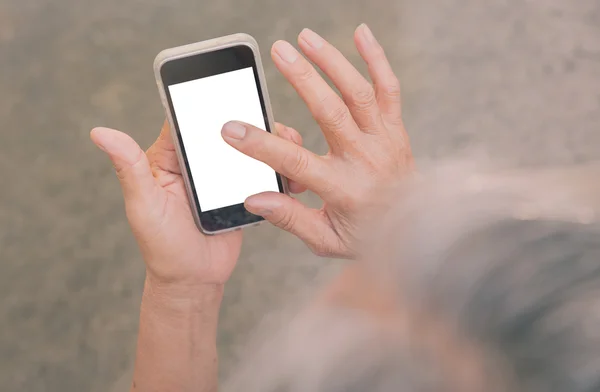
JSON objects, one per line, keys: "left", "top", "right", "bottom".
{"left": 133, "top": 276, "right": 223, "bottom": 392}
{"left": 142, "top": 275, "right": 224, "bottom": 323}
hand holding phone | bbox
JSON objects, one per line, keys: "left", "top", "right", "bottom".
{"left": 154, "top": 34, "right": 288, "bottom": 235}
{"left": 90, "top": 34, "right": 303, "bottom": 289}
{"left": 92, "top": 25, "right": 413, "bottom": 289}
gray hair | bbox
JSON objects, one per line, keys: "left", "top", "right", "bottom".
{"left": 225, "top": 163, "right": 600, "bottom": 392}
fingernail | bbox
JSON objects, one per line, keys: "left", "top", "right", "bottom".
{"left": 273, "top": 41, "right": 298, "bottom": 63}
{"left": 222, "top": 121, "right": 246, "bottom": 141}
{"left": 90, "top": 128, "right": 109, "bottom": 152}
{"left": 360, "top": 23, "right": 376, "bottom": 45}
{"left": 300, "top": 28, "right": 324, "bottom": 49}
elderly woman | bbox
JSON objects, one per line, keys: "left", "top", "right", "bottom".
{"left": 91, "top": 25, "right": 600, "bottom": 392}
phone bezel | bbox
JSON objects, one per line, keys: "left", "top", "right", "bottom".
{"left": 154, "top": 34, "right": 288, "bottom": 235}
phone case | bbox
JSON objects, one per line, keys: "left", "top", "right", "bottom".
{"left": 153, "top": 33, "right": 289, "bottom": 235}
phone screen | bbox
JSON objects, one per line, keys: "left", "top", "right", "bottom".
{"left": 168, "top": 67, "right": 279, "bottom": 212}
{"left": 160, "top": 44, "right": 284, "bottom": 232}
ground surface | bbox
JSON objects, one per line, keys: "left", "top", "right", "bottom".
{"left": 1, "top": 0, "right": 599, "bottom": 390}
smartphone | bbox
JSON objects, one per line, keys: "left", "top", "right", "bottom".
{"left": 154, "top": 34, "right": 287, "bottom": 235}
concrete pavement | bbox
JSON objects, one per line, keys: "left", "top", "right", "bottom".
{"left": 0, "top": 0, "right": 598, "bottom": 390}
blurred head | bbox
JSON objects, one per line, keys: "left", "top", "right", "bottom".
{"left": 226, "top": 162, "right": 600, "bottom": 392}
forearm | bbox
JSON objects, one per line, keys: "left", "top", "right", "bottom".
{"left": 131, "top": 277, "right": 224, "bottom": 392}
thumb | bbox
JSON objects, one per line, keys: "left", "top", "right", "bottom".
{"left": 90, "top": 127, "right": 156, "bottom": 204}
{"left": 245, "top": 192, "right": 342, "bottom": 257}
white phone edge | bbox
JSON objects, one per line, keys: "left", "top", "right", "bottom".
{"left": 153, "top": 33, "right": 289, "bottom": 235}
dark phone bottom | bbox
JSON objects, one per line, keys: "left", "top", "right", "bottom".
{"left": 200, "top": 203, "right": 265, "bottom": 233}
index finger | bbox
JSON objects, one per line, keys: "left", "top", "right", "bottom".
{"left": 221, "top": 121, "right": 334, "bottom": 196}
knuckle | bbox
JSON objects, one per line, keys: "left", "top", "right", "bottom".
{"left": 115, "top": 149, "right": 146, "bottom": 181}
{"left": 282, "top": 148, "right": 310, "bottom": 178}
{"left": 294, "top": 65, "right": 315, "bottom": 83}
{"left": 381, "top": 77, "right": 401, "bottom": 99}
{"left": 350, "top": 85, "right": 377, "bottom": 111}
{"left": 243, "top": 133, "right": 269, "bottom": 160}
{"left": 272, "top": 210, "right": 296, "bottom": 232}
{"left": 246, "top": 140, "right": 264, "bottom": 158}
{"left": 319, "top": 103, "right": 351, "bottom": 130}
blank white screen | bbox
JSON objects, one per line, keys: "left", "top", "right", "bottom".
{"left": 168, "top": 67, "right": 280, "bottom": 212}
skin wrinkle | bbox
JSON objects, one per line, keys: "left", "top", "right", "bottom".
{"left": 93, "top": 26, "right": 415, "bottom": 392}
{"left": 90, "top": 15, "right": 600, "bottom": 388}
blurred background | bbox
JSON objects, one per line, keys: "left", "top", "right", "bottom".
{"left": 0, "top": 0, "right": 598, "bottom": 390}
